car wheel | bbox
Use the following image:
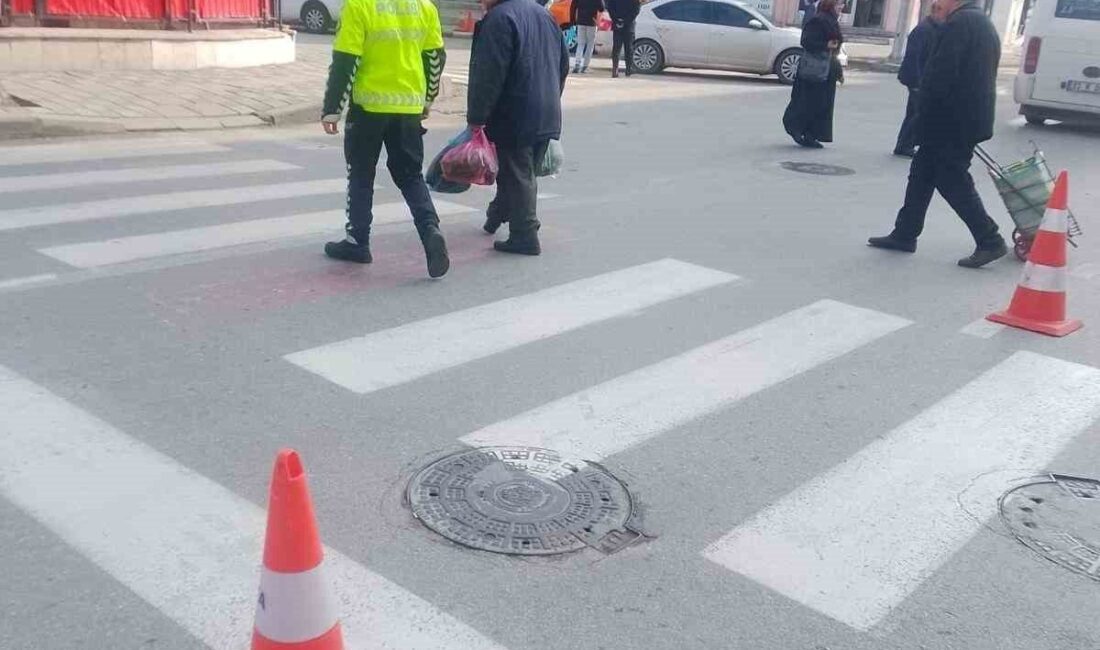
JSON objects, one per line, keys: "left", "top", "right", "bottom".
{"left": 632, "top": 39, "right": 665, "bottom": 75}
{"left": 300, "top": 1, "right": 332, "bottom": 33}
{"left": 775, "top": 49, "right": 801, "bottom": 85}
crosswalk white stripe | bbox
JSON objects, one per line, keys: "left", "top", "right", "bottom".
{"left": 461, "top": 300, "right": 911, "bottom": 459}
{"left": 38, "top": 200, "right": 477, "bottom": 269}
{"left": 0, "top": 179, "right": 347, "bottom": 232}
{"left": 285, "top": 259, "right": 739, "bottom": 395}
{"left": 0, "top": 364, "right": 506, "bottom": 650}
{"left": 0, "top": 139, "right": 228, "bottom": 167}
{"left": 702, "top": 351, "right": 1100, "bottom": 632}
{"left": 0, "top": 273, "right": 58, "bottom": 289}
{"left": 0, "top": 160, "right": 300, "bottom": 194}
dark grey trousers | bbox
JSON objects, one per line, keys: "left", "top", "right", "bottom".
{"left": 487, "top": 141, "right": 549, "bottom": 238}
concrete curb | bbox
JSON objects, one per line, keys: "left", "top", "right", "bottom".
{"left": 255, "top": 102, "right": 322, "bottom": 126}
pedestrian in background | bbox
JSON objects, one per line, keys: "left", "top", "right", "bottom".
{"left": 783, "top": 0, "right": 844, "bottom": 149}
{"left": 607, "top": 0, "right": 641, "bottom": 77}
{"left": 470, "top": 0, "right": 570, "bottom": 255}
{"left": 320, "top": 0, "right": 450, "bottom": 278}
{"left": 571, "top": 0, "right": 605, "bottom": 73}
{"left": 800, "top": 0, "right": 818, "bottom": 27}
{"left": 894, "top": 0, "right": 945, "bottom": 157}
{"left": 869, "top": 0, "right": 1006, "bottom": 268}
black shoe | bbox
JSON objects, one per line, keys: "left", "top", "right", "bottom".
{"left": 957, "top": 239, "right": 1007, "bottom": 269}
{"left": 868, "top": 235, "right": 917, "bottom": 253}
{"left": 421, "top": 226, "right": 450, "bottom": 278}
{"left": 800, "top": 138, "right": 825, "bottom": 149}
{"left": 894, "top": 147, "right": 916, "bottom": 158}
{"left": 493, "top": 235, "right": 541, "bottom": 256}
{"left": 483, "top": 213, "right": 504, "bottom": 235}
{"left": 325, "top": 239, "right": 372, "bottom": 263}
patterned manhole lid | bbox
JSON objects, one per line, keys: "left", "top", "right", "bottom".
{"left": 780, "top": 161, "right": 856, "bottom": 176}
{"left": 407, "top": 446, "right": 641, "bottom": 555}
{"left": 999, "top": 474, "right": 1100, "bottom": 581}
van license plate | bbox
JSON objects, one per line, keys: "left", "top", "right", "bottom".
{"left": 1063, "top": 80, "right": 1100, "bottom": 94}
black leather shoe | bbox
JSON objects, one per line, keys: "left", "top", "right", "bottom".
{"left": 800, "top": 138, "right": 825, "bottom": 149}
{"left": 421, "top": 226, "right": 450, "bottom": 278}
{"left": 958, "top": 239, "right": 1007, "bottom": 268}
{"left": 325, "top": 239, "right": 372, "bottom": 263}
{"left": 868, "top": 235, "right": 917, "bottom": 253}
{"left": 493, "top": 236, "right": 541, "bottom": 256}
{"left": 894, "top": 147, "right": 917, "bottom": 158}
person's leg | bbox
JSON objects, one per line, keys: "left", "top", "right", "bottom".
{"left": 869, "top": 144, "right": 936, "bottom": 251}
{"left": 580, "top": 26, "right": 597, "bottom": 72}
{"left": 573, "top": 27, "right": 587, "bottom": 72}
{"left": 624, "top": 26, "right": 635, "bottom": 75}
{"left": 894, "top": 89, "right": 919, "bottom": 155}
{"left": 494, "top": 144, "right": 541, "bottom": 255}
{"left": 327, "top": 106, "right": 385, "bottom": 263}
{"left": 611, "top": 27, "right": 623, "bottom": 77}
{"left": 932, "top": 143, "right": 1006, "bottom": 266}
{"left": 383, "top": 114, "right": 450, "bottom": 277}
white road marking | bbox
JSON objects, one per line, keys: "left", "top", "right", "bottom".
{"left": 285, "top": 259, "right": 739, "bottom": 395}
{"left": 0, "top": 364, "right": 505, "bottom": 650}
{"left": 0, "top": 160, "right": 299, "bottom": 194}
{"left": 39, "top": 200, "right": 476, "bottom": 269}
{"left": 959, "top": 318, "right": 1006, "bottom": 339}
{"left": 461, "top": 300, "right": 911, "bottom": 459}
{"left": 0, "top": 273, "right": 58, "bottom": 289}
{"left": 0, "top": 179, "right": 347, "bottom": 232}
{"left": 702, "top": 351, "right": 1100, "bottom": 632}
{"left": 0, "top": 139, "right": 228, "bottom": 167}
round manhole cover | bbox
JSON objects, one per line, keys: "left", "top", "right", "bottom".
{"left": 999, "top": 474, "right": 1100, "bottom": 581}
{"left": 407, "top": 446, "right": 639, "bottom": 555}
{"left": 780, "top": 161, "right": 856, "bottom": 176}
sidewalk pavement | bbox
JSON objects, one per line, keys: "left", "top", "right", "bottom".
{"left": 0, "top": 41, "right": 464, "bottom": 140}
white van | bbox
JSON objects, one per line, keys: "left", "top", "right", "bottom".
{"left": 1014, "top": 0, "right": 1100, "bottom": 124}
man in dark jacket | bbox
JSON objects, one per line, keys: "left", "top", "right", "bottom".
{"left": 469, "top": 0, "right": 570, "bottom": 255}
{"left": 607, "top": 0, "right": 641, "bottom": 77}
{"left": 894, "top": 1, "right": 944, "bottom": 156}
{"left": 869, "top": 0, "right": 1006, "bottom": 269}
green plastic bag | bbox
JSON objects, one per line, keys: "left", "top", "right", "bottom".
{"left": 536, "top": 139, "right": 564, "bottom": 178}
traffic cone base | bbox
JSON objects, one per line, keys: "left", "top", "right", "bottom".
{"left": 987, "top": 309, "right": 1082, "bottom": 337}
{"left": 252, "top": 624, "right": 343, "bottom": 650}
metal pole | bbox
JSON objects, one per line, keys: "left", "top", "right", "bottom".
{"left": 889, "top": 0, "right": 915, "bottom": 62}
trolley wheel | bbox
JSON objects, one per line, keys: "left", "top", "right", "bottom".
{"left": 1012, "top": 229, "right": 1031, "bottom": 261}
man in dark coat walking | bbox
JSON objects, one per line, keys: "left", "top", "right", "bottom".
{"left": 469, "top": 0, "right": 570, "bottom": 255}
{"left": 869, "top": 0, "right": 1007, "bottom": 268}
{"left": 607, "top": 0, "right": 641, "bottom": 77}
{"left": 894, "top": 1, "right": 944, "bottom": 157}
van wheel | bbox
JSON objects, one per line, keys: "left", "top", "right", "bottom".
{"left": 300, "top": 1, "right": 332, "bottom": 33}
{"left": 1024, "top": 113, "right": 1046, "bottom": 126}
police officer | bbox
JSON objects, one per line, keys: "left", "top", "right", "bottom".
{"left": 320, "top": 0, "right": 450, "bottom": 278}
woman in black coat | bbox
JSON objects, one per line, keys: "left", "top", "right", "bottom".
{"left": 783, "top": 0, "right": 844, "bottom": 148}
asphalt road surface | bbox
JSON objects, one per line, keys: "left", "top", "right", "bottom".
{"left": 1, "top": 60, "right": 1099, "bottom": 650}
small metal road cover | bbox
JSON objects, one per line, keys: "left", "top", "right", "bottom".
{"left": 780, "top": 161, "right": 856, "bottom": 176}
{"left": 407, "top": 446, "right": 640, "bottom": 556}
{"left": 999, "top": 474, "right": 1100, "bottom": 581}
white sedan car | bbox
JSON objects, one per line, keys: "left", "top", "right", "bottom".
{"left": 631, "top": 0, "right": 810, "bottom": 83}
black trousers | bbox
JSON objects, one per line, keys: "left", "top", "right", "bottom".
{"left": 488, "top": 141, "right": 549, "bottom": 238}
{"left": 612, "top": 25, "right": 635, "bottom": 73}
{"left": 344, "top": 105, "right": 439, "bottom": 243}
{"left": 893, "top": 141, "right": 1002, "bottom": 247}
{"left": 895, "top": 88, "right": 919, "bottom": 153}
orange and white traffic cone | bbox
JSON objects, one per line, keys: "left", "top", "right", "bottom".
{"left": 457, "top": 11, "right": 475, "bottom": 33}
{"left": 252, "top": 449, "right": 343, "bottom": 650}
{"left": 987, "top": 171, "right": 1082, "bottom": 337}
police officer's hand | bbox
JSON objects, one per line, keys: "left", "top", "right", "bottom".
{"left": 321, "top": 115, "right": 341, "bottom": 135}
